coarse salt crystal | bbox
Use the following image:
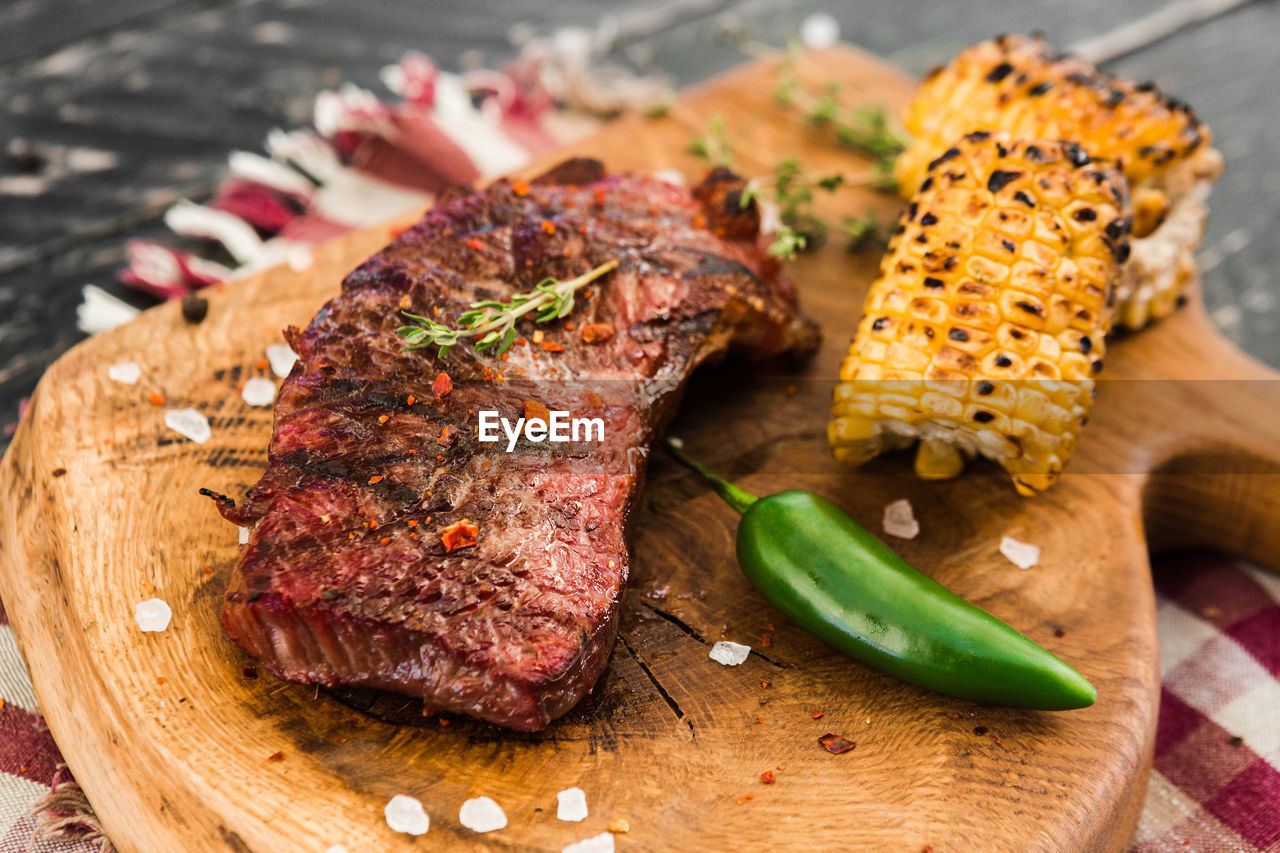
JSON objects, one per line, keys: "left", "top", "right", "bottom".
{"left": 799, "top": 12, "right": 840, "bottom": 49}
{"left": 384, "top": 794, "right": 429, "bottom": 836}
{"left": 265, "top": 343, "right": 298, "bottom": 378}
{"left": 709, "top": 640, "right": 750, "bottom": 666}
{"left": 287, "top": 246, "right": 314, "bottom": 272}
{"left": 324, "top": 847, "right": 348, "bottom": 853}
{"left": 563, "top": 832, "right": 615, "bottom": 853}
{"left": 164, "top": 408, "right": 211, "bottom": 444}
{"left": 135, "top": 598, "right": 172, "bottom": 632}
{"left": 1000, "top": 536, "right": 1040, "bottom": 570}
{"left": 651, "top": 168, "right": 686, "bottom": 186}
{"left": 239, "top": 526, "right": 249, "bottom": 545}
{"left": 241, "top": 377, "right": 276, "bottom": 407}
{"left": 882, "top": 499, "right": 919, "bottom": 540}
{"left": 108, "top": 361, "right": 142, "bottom": 385}
{"left": 557, "top": 787, "right": 588, "bottom": 822}
{"left": 458, "top": 796, "right": 507, "bottom": 833}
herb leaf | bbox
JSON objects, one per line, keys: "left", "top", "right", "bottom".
{"left": 397, "top": 259, "right": 619, "bottom": 358}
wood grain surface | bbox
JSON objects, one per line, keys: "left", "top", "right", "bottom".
{"left": 2, "top": 46, "right": 1279, "bottom": 853}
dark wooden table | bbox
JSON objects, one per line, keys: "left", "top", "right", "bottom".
{"left": 2, "top": 0, "right": 1277, "bottom": 444}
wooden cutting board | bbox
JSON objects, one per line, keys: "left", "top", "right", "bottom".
{"left": 3, "top": 46, "right": 1279, "bottom": 853}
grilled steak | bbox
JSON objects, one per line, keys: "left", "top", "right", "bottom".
{"left": 209, "top": 159, "right": 817, "bottom": 730}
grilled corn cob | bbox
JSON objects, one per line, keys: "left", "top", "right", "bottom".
{"left": 830, "top": 134, "right": 1130, "bottom": 495}
{"left": 895, "top": 34, "right": 1222, "bottom": 330}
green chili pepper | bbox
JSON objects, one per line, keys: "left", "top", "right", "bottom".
{"left": 662, "top": 438, "right": 1095, "bottom": 710}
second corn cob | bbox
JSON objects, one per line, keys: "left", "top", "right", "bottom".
{"left": 893, "top": 34, "right": 1222, "bottom": 330}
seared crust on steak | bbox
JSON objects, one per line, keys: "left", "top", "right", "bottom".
{"left": 210, "top": 159, "right": 817, "bottom": 730}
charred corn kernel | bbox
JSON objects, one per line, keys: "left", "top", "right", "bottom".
{"left": 830, "top": 134, "right": 1130, "bottom": 495}
{"left": 895, "top": 33, "right": 1223, "bottom": 330}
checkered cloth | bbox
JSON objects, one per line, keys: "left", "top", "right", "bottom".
{"left": 0, "top": 554, "right": 1274, "bottom": 851}
{"left": 1131, "top": 552, "right": 1280, "bottom": 851}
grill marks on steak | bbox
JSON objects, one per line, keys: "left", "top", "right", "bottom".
{"left": 212, "top": 159, "right": 817, "bottom": 730}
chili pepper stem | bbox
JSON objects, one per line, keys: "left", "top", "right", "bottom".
{"left": 662, "top": 437, "right": 758, "bottom": 515}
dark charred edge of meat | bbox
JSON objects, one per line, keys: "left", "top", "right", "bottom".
{"left": 222, "top": 590, "right": 621, "bottom": 732}
{"left": 532, "top": 157, "right": 606, "bottom": 186}
{"left": 692, "top": 166, "right": 761, "bottom": 242}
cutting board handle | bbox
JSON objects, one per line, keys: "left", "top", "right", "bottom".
{"left": 1120, "top": 305, "right": 1280, "bottom": 570}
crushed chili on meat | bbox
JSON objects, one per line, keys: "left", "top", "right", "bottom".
{"left": 580, "top": 323, "right": 615, "bottom": 344}
{"left": 441, "top": 519, "right": 479, "bottom": 552}
{"left": 524, "top": 399, "right": 551, "bottom": 425}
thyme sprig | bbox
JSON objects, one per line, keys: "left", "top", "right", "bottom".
{"left": 397, "top": 259, "right": 620, "bottom": 357}
{"left": 774, "top": 57, "right": 906, "bottom": 190}
{"left": 686, "top": 114, "right": 734, "bottom": 166}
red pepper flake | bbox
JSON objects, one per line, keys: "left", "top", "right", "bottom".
{"left": 512, "top": 180, "right": 530, "bottom": 197}
{"left": 436, "top": 424, "right": 457, "bottom": 446}
{"left": 515, "top": 338, "right": 527, "bottom": 348}
{"left": 407, "top": 519, "right": 419, "bottom": 528}
{"left": 812, "top": 710, "right": 824, "bottom": 720}
{"left": 760, "top": 770, "right": 776, "bottom": 784}
{"left": 593, "top": 188, "right": 608, "bottom": 206}
{"left": 580, "top": 323, "right": 615, "bottom": 344}
{"left": 406, "top": 394, "right": 416, "bottom": 406}
{"left": 147, "top": 392, "right": 165, "bottom": 406}
{"left": 332, "top": 736, "right": 348, "bottom": 744}
{"left": 378, "top": 414, "right": 390, "bottom": 424}
{"left": 380, "top": 536, "right": 391, "bottom": 545}
{"left": 524, "top": 399, "right": 551, "bottom": 425}
{"left": 776, "top": 763, "right": 787, "bottom": 771}
{"left": 540, "top": 219, "right": 556, "bottom": 235}
{"left": 441, "top": 519, "right": 479, "bottom": 552}
{"left": 693, "top": 213, "right": 707, "bottom": 230}
{"left": 754, "top": 717, "right": 764, "bottom": 725}
{"left": 202, "top": 566, "right": 213, "bottom": 575}
{"left": 761, "top": 681, "right": 770, "bottom": 690}
{"left": 432, "top": 372, "right": 452, "bottom": 398}
{"left": 367, "top": 475, "right": 384, "bottom": 484}
{"left": 439, "top": 717, "right": 452, "bottom": 727}
{"left": 989, "top": 733, "right": 1003, "bottom": 746}
{"left": 399, "top": 293, "right": 411, "bottom": 308}
{"left": 819, "top": 733, "right": 856, "bottom": 754}
{"left": 255, "top": 358, "right": 270, "bottom": 370}
{"left": 267, "top": 751, "right": 285, "bottom": 762}
{"left": 502, "top": 352, "right": 510, "bottom": 361}
{"left": 156, "top": 676, "right": 165, "bottom": 685}
{"left": 466, "top": 238, "right": 485, "bottom": 250}
{"left": 436, "top": 454, "right": 445, "bottom": 461}
{"left": 762, "top": 632, "right": 773, "bottom": 648}
{"left": 541, "top": 341, "right": 565, "bottom": 352}
{"left": 565, "top": 322, "right": 575, "bottom": 331}
{"left": 367, "top": 518, "right": 379, "bottom": 530}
